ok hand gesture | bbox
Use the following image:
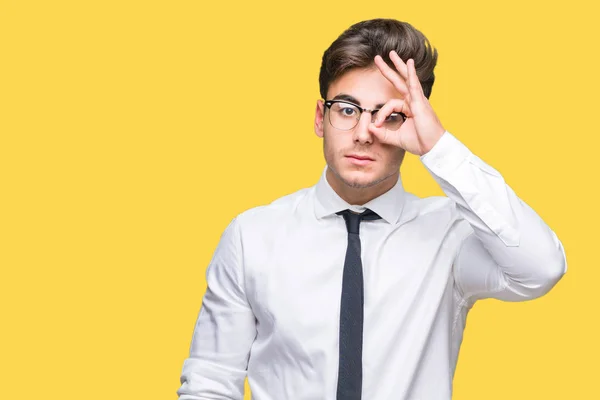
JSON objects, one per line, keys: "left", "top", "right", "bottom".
{"left": 369, "top": 50, "right": 446, "bottom": 156}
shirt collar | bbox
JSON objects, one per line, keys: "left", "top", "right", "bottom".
{"left": 313, "top": 164, "right": 409, "bottom": 225}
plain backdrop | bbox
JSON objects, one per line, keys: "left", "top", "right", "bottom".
{"left": 1, "top": 1, "right": 597, "bottom": 399}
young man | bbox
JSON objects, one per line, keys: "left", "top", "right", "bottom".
{"left": 177, "top": 18, "right": 567, "bottom": 400}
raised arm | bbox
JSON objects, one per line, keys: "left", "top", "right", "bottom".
{"left": 368, "top": 52, "right": 566, "bottom": 305}
{"left": 420, "top": 131, "right": 568, "bottom": 304}
{"left": 177, "top": 217, "right": 257, "bottom": 400}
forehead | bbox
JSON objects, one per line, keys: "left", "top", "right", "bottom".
{"left": 326, "top": 67, "right": 403, "bottom": 107}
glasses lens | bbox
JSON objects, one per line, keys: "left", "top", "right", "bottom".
{"left": 380, "top": 112, "right": 405, "bottom": 131}
{"left": 328, "top": 102, "right": 360, "bottom": 130}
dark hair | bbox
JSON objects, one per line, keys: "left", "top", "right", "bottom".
{"left": 318, "top": 18, "right": 438, "bottom": 100}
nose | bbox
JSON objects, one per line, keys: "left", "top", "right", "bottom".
{"left": 352, "top": 111, "right": 375, "bottom": 144}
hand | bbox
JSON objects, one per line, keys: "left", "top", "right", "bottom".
{"left": 369, "top": 50, "right": 446, "bottom": 156}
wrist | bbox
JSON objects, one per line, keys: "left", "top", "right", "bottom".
{"left": 420, "top": 127, "right": 446, "bottom": 155}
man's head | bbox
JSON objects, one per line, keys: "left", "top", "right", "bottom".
{"left": 314, "top": 18, "right": 438, "bottom": 203}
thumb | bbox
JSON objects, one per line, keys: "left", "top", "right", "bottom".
{"left": 369, "top": 122, "right": 400, "bottom": 147}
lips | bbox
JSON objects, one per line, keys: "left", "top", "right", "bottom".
{"left": 346, "top": 154, "right": 375, "bottom": 166}
{"left": 346, "top": 154, "right": 374, "bottom": 161}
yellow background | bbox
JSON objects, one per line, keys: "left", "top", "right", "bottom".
{"left": 1, "top": 0, "right": 597, "bottom": 398}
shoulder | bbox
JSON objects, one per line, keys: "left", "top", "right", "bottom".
{"left": 234, "top": 185, "right": 314, "bottom": 230}
{"left": 399, "top": 192, "right": 472, "bottom": 246}
{"left": 404, "top": 191, "right": 464, "bottom": 226}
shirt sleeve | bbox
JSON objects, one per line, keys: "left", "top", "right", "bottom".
{"left": 177, "top": 216, "right": 257, "bottom": 400}
{"left": 420, "top": 131, "right": 568, "bottom": 305}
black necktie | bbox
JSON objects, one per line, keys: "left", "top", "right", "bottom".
{"left": 335, "top": 208, "right": 382, "bottom": 400}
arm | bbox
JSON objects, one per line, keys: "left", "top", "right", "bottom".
{"left": 367, "top": 54, "right": 566, "bottom": 303}
{"left": 420, "top": 131, "right": 568, "bottom": 303}
{"left": 177, "top": 217, "right": 257, "bottom": 400}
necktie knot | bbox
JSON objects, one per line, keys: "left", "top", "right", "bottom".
{"left": 336, "top": 208, "right": 381, "bottom": 235}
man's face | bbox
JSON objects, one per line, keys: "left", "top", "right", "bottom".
{"left": 314, "top": 67, "right": 406, "bottom": 192}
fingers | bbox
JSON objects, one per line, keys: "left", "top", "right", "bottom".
{"left": 407, "top": 59, "right": 425, "bottom": 101}
{"left": 368, "top": 121, "right": 399, "bottom": 147}
{"left": 374, "top": 52, "right": 424, "bottom": 105}
{"left": 374, "top": 55, "right": 409, "bottom": 96}
{"left": 373, "top": 54, "right": 427, "bottom": 123}
{"left": 389, "top": 50, "right": 409, "bottom": 81}
{"left": 368, "top": 121, "right": 387, "bottom": 141}
{"left": 373, "top": 98, "right": 410, "bottom": 127}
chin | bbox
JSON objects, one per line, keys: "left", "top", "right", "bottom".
{"left": 338, "top": 168, "right": 383, "bottom": 189}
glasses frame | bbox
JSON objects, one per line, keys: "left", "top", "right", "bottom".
{"left": 323, "top": 99, "right": 407, "bottom": 131}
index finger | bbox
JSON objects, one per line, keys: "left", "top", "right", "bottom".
{"left": 389, "top": 50, "right": 409, "bottom": 81}
{"left": 373, "top": 55, "right": 409, "bottom": 97}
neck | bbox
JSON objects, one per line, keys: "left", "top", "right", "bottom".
{"left": 326, "top": 167, "right": 399, "bottom": 205}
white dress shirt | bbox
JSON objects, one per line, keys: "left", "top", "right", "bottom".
{"left": 177, "top": 131, "right": 567, "bottom": 400}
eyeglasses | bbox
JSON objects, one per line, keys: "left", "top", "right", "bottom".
{"left": 324, "top": 99, "right": 407, "bottom": 131}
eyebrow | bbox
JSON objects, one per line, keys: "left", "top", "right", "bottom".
{"left": 331, "top": 93, "right": 386, "bottom": 109}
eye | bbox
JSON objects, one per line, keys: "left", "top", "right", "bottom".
{"left": 341, "top": 107, "right": 356, "bottom": 116}
{"left": 384, "top": 112, "right": 402, "bottom": 122}
{"left": 332, "top": 102, "right": 358, "bottom": 117}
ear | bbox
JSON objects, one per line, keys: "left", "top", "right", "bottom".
{"left": 314, "top": 99, "right": 325, "bottom": 138}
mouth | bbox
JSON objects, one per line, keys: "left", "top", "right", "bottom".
{"left": 346, "top": 154, "right": 375, "bottom": 166}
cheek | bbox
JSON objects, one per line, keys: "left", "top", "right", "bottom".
{"left": 382, "top": 147, "right": 405, "bottom": 166}
{"left": 323, "top": 132, "right": 344, "bottom": 157}
{"left": 322, "top": 136, "right": 334, "bottom": 164}
{"left": 392, "top": 149, "right": 406, "bottom": 166}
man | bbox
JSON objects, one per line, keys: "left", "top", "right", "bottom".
{"left": 177, "top": 18, "right": 567, "bottom": 400}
